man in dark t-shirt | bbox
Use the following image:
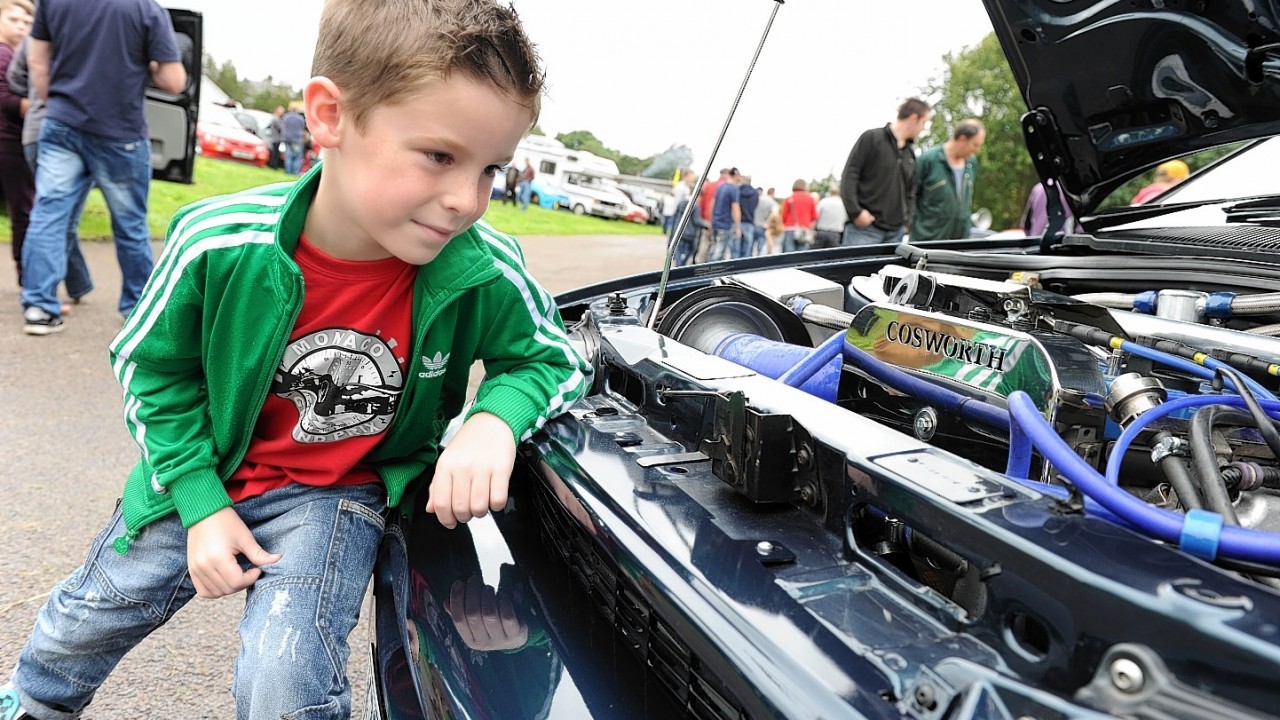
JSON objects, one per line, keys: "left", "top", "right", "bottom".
{"left": 707, "top": 167, "right": 742, "bottom": 263}
{"left": 19, "top": 0, "right": 186, "bottom": 335}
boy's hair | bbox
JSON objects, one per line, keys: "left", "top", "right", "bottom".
{"left": 1, "top": 0, "right": 34, "bottom": 15}
{"left": 313, "top": 0, "right": 543, "bottom": 131}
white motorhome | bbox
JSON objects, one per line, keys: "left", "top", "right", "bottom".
{"left": 517, "top": 136, "right": 633, "bottom": 220}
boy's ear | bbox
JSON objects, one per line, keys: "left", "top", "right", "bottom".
{"left": 303, "top": 76, "right": 344, "bottom": 149}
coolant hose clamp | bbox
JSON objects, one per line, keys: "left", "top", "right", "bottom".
{"left": 1149, "top": 435, "right": 1187, "bottom": 464}
{"left": 1179, "top": 509, "right": 1224, "bottom": 561}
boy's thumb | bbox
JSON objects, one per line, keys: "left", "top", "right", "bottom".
{"left": 241, "top": 539, "right": 283, "bottom": 567}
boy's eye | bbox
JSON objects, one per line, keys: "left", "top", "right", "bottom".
{"left": 425, "top": 151, "right": 452, "bottom": 165}
{"left": 483, "top": 165, "right": 505, "bottom": 178}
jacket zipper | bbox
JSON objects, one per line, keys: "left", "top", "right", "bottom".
{"left": 380, "top": 285, "right": 462, "bottom": 441}
{"left": 225, "top": 274, "right": 306, "bottom": 474}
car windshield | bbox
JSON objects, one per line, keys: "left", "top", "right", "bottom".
{"left": 201, "top": 105, "right": 244, "bottom": 130}
{"left": 1146, "top": 138, "right": 1280, "bottom": 207}
{"left": 1092, "top": 138, "right": 1280, "bottom": 231}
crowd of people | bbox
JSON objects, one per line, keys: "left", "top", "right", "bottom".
{"left": 668, "top": 95, "right": 1191, "bottom": 267}
{"left": 258, "top": 104, "right": 310, "bottom": 175}
{"left": 6, "top": 0, "right": 186, "bottom": 336}
{"left": 667, "top": 97, "right": 988, "bottom": 266}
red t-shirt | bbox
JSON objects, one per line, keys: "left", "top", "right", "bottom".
{"left": 781, "top": 192, "right": 818, "bottom": 229}
{"left": 698, "top": 179, "right": 721, "bottom": 222}
{"left": 227, "top": 235, "right": 416, "bottom": 503}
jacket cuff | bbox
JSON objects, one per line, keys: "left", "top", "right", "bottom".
{"left": 167, "top": 468, "right": 233, "bottom": 528}
{"left": 469, "top": 385, "right": 542, "bottom": 442}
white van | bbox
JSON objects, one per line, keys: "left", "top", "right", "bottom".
{"left": 517, "top": 136, "right": 632, "bottom": 220}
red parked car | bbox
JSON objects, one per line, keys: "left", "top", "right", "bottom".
{"left": 196, "top": 104, "right": 269, "bottom": 167}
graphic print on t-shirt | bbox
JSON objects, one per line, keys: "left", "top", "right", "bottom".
{"left": 271, "top": 327, "right": 404, "bottom": 443}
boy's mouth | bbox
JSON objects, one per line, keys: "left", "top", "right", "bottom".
{"left": 412, "top": 220, "right": 454, "bottom": 243}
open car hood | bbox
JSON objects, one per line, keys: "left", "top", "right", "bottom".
{"left": 983, "top": 0, "right": 1280, "bottom": 214}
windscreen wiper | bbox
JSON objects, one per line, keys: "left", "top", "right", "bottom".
{"left": 1085, "top": 193, "right": 1280, "bottom": 231}
{"left": 1084, "top": 199, "right": 1221, "bottom": 230}
{"left": 1221, "top": 195, "right": 1280, "bottom": 224}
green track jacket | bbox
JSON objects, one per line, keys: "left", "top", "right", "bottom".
{"left": 106, "top": 166, "right": 592, "bottom": 551}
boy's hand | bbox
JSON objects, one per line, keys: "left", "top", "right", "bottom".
{"left": 444, "top": 575, "right": 528, "bottom": 651}
{"left": 186, "top": 507, "right": 282, "bottom": 599}
{"left": 427, "top": 412, "right": 517, "bottom": 529}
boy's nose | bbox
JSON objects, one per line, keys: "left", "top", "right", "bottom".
{"left": 442, "top": 177, "right": 482, "bottom": 218}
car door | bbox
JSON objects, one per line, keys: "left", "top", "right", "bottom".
{"left": 145, "top": 8, "right": 202, "bottom": 183}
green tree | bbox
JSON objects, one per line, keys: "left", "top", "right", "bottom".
{"left": 244, "top": 76, "right": 299, "bottom": 113}
{"left": 556, "top": 130, "right": 608, "bottom": 156}
{"left": 922, "top": 32, "right": 1035, "bottom": 230}
{"left": 205, "top": 56, "right": 246, "bottom": 105}
{"left": 615, "top": 153, "right": 650, "bottom": 176}
{"left": 809, "top": 173, "right": 838, "bottom": 197}
{"left": 556, "top": 129, "right": 655, "bottom": 176}
{"left": 643, "top": 144, "right": 695, "bottom": 179}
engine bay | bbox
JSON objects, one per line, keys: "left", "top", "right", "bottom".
{"left": 649, "top": 252, "right": 1280, "bottom": 590}
{"left": 553, "top": 242, "right": 1280, "bottom": 716}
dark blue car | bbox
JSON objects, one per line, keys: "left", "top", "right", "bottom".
{"left": 365, "top": 1, "right": 1280, "bottom": 717}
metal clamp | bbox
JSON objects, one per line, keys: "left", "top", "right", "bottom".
{"left": 1150, "top": 435, "right": 1188, "bottom": 464}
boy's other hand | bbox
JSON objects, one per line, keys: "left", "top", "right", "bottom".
{"left": 427, "top": 412, "right": 517, "bottom": 529}
{"left": 187, "top": 507, "right": 283, "bottom": 599}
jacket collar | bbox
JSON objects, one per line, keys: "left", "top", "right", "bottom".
{"left": 273, "top": 163, "right": 503, "bottom": 296}
{"left": 883, "top": 123, "right": 916, "bottom": 151}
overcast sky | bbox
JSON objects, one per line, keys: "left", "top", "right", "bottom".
{"left": 166, "top": 0, "right": 996, "bottom": 193}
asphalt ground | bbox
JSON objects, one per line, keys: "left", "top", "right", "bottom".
{"left": 0, "top": 232, "right": 667, "bottom": 718}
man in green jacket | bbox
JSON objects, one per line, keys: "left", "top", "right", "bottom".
{"left": 912, "top": 119, "right": 986, "bottom": 241}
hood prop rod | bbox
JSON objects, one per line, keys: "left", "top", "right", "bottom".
{"left": 646, "top": 0, "right": 785, "bottom": 330}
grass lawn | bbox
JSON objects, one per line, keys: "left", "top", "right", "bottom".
{"left": 0, "top": 156, "right": 662, "bottom": 242}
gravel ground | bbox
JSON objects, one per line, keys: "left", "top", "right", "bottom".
{"left": 0, "top": 232, "right": 666, "bottom": 718}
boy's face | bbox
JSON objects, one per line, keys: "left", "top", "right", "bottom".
{"left": 0, "top": 5, "right": 32, "bottom": 47}
{"left": 317, "top": 75, "right": 534, "bottom": 264}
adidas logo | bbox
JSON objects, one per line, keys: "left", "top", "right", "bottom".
{"left": 419, "top": 351, "right": 450, "bottom": 379}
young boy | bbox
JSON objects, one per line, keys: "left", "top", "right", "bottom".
{"left": 1, "top": 1, "right": 590, "bottom": 718}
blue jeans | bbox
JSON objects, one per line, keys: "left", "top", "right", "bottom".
{"left": 732, "top": 223, "right": 753, "bottom": 258}
{"left": 24, "top": 142, "right": 92, "bottom": 301}
{"left": 742, "top": 222, "right": 765, "bottom": 257}
{"left": 843, "top": 222, "right": 904, "bottom": 246}
{"left": 781, "top": 228, "right": 813, "bottom": 253}
{"left": 284, "top": 141, "right": 304, "bottom": 175}
{"left": 706, "top": 227, "right": 738, "bottom": 262}
{"left": 673, "top": 230, "right": 698, "bottom": 267}
{"left": 10, "top": 482, "right": 387, "bottom": 720}
{"left": 21, "top": 119, "right": 152, "bottom": 317}
{"left": 517, "top": 180, "right": 532, "bottom": 210}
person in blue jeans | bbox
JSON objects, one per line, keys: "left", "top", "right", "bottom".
{"left": 707, "top": 167, "right": 742, "bottom": 262}
{"left": 736, "top": 178, "right": 759, "bottom": 258}
{"left": 7, "top": 37, "right": 92, "bottom": 309}
{"left": 516, "top": 157, "right": 534, "bottom": 210}
{"left": 18, "top": 0, "right": 186, "bottom": 336}
{"left": 670, "top": 196, "right": 705, "bottom": 267}
{"left": 281, "top": 107, "right": 305, "bottom": 175}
